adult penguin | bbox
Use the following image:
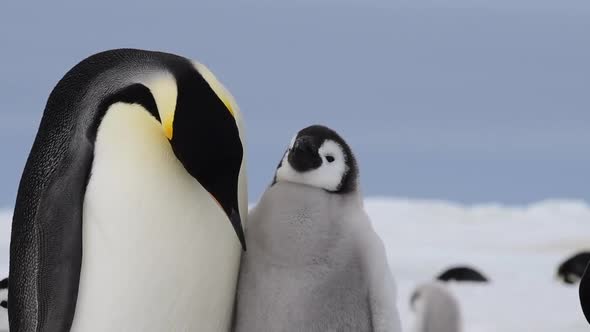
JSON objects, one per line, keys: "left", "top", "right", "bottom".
{"left": 557, "top": 251, "right": 590, "bottom": 284}
{"left": 0, "top": 277, "right": 6, "bottom": 309}
{"left": 436, "top": 266, "right": 489, "bottom": 283}
{"left": 580, "top": 262, "right": 590, "bottom": 325}
{"left": 9, "top": 49, "right": 247, "bottom": 332}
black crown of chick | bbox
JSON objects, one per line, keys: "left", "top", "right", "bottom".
{"left": 9, "top": 49, "right": 246, "bottom": 332}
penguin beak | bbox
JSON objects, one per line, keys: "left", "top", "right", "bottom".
{"left": 211, "top": 195, "right": 246, "bottom": 251}
{"left": 166, "top": 118, "right": 246, "bottom": 251}
{"left": 288, "top": 136, "right": 322, "bottom": 172}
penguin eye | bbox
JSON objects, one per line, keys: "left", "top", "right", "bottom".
{"left": 326, "top": 155, "right": 335, "bottom": 163}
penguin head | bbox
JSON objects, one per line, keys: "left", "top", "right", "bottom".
{"left": 274, "top": 125, "right": 358, "bottom": 193}
{"left": 97, "top": 57, "right": 246, "bottom": 249}
{"left": 556, "top": 252, "right": 590, "bottom": 284}
{"left": 557, "top": 268, "right": 580, "bottom": 284}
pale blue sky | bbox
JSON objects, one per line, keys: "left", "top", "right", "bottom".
{"left": 0, "top": 0, "right": 589, "bottom": 207}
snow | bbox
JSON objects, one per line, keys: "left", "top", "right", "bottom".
{"left": 0, "top": 198, "right": 589, "bottom": 331}
{"left": 366, "top": 198, "right": 590, "bottom": 332}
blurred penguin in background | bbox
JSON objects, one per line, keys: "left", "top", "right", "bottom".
{"left": 579, "top": 262, "right": 590, "bottom": 325}
{"left": 437, "top": 266, "right": 489, "bottom": 283}
{"left": 410, "top": 282, "right": 462, "bottom": 332}
{"left": 0, "top": 278, "right": 6, "bottom": 309}
{"left": 0, "top": 277, "right": 7, "bottom": 332}
{"left": 557, "top": 251, "right": 590, "bottom": 284}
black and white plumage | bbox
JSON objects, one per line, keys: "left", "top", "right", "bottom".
{"left": 579, "top": 262, "right": 590, "bottom": 325}
{"left": 0, "top": 277, "right": 7, "bottom": 332}
{"left": 9, "top": 49, "right": 247, "bottom": 331}
{"left": 557, "top": 251, "right": 590, "bottom": 284}
{"left": 0, "top": 278, "right": 6, "bottom": 309}
{"left": 234, "top": 125, "right": 401, "bottom": 332}
{"left": 410, "top": 282, "right": 462, "bottom": 332}
{"left": 271, "top": 125, "right": 358, "bottom": 193}
{"left": 436, "top": 266, "right": 489, "bottom": 283}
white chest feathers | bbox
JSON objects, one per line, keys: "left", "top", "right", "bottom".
{"left": 70, "top": 104, "right": 242, "bottom": 332}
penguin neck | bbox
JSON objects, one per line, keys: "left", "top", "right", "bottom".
{"left": 249, "top": 182, "right": 366, "bottom": 267}
{"left": 272, "top": 180, "right": 364, "bottom": 205}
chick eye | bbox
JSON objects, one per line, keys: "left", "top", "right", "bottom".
{"left": 326, "top": 155, "right": 335, "bottom": 163}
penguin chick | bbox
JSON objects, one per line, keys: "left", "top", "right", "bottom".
{"left": 410, "top": 282, "right": 462, "bottom": 332}
{"left": 233, "top": 125, "right": 402, "bottom": 332}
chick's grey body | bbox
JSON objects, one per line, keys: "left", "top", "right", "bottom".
{"left": 235, "top": 181, "right": 400, "bottom": 332}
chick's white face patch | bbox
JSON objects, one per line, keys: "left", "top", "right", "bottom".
{"left": 275, "top": 138, "right": 348, "bottom": 191}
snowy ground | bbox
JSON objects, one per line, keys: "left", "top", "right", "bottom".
{"left": 0, "top": 198, "right": 589, "bottom": 331}
{"left": 366, "top": 198, "right": 590, "bottom": 332}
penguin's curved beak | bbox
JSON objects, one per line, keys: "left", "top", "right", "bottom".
{"left": 174, "top": 155, "right": 247, "bottom": 251}
{"left": 164, "top": 108, "right": 246, "bottom": 251}
{"left": 211, "top": 192, "right": 246, "bottom": 251}
{"left": 288, "top": 136, "right": 322, "bottom": 172}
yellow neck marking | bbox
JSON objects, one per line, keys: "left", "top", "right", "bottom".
{"left": 145, "top": 74, "right": 178, "bottom": 140}
{"left": 193, "top": 61, "right": 238, "bottom": 118}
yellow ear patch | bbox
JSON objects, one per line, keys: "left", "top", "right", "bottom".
{"left": 145, "top": 74, "right": 178, "bottom": 140}
{"left": 162, "top": 115, "right": 174, "bottom": 140}
{"left": 193, "top": 61, "right": 238, "bottom": 118}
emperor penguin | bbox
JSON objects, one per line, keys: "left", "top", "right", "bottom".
{"left": 579, "top": 262, "right": 590, "bottom": 324}
{"left": 0, "top": 278, "right": 6, "bottom": 309}
{"left": 9, "top": 49, "right": 248, "bottom": 332}
{"left": 0, "top": 278, "right": 6, "bottom": 332}
{"left": 436, "top": 266, "right": 489, "bottom": 283}
{"left": 557, "top": 251, "right": 590, "bottom": 284}
{"left": 233, "top": 125, "right": 402, "bottom": 332}
{"left": 0, "top": 278, "right": 7, "bottom": 332}
{"left": 410, "top": 282, "right": 462, "bottom": 332}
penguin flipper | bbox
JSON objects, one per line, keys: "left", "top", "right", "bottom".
{"left": 359, "top": 221, "right": 402, "bottom": 332}
{"left": 366, "top": 243, "right": 402, "bottom": 332}
{"left": 9, "top": 134, "right": 93, "bottom": 331}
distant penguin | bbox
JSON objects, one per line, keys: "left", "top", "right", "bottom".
{"left": 233, "top": 125, "right": 402, "bottom": 332}
{"left": 579, "top": 262, "right": 590, "bottom": 324}
{"left": 437, "top": 266, "right": 489, "bottom": 283}
{"left": 0, "top": 277, "right": 7, "bottom": 332}
{"left": 9, "top": 49, "right": 247, "bottom": 331}
{"left": 0, "top": 278, "right": 6, "bottom": 309}
{"left": 410, "top": 282, "right": 462, "bottom": 332}
{"left": 557, "top": 251, "right": 590, "bottom": 284}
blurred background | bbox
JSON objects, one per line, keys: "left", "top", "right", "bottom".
{"left": 0, "top": 0, "right": 589, "bottom": 207}
{"left": 0, "top": 0, "right": 589, "bottom": 331}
